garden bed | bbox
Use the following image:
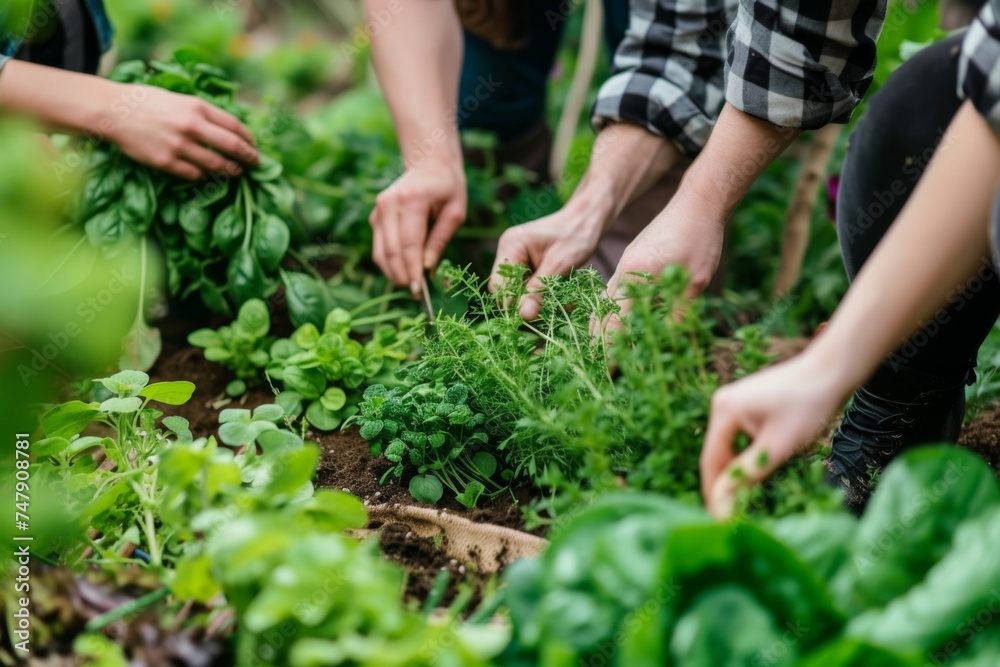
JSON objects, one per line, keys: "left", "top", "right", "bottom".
{"left": 148, "top": 336, "right": 539, "bottom": 608}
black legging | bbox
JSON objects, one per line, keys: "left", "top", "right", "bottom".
{"left": 837, "top": 32, "right": 1000, "bottom": 382}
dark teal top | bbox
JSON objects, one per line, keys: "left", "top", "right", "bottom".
{"left": 0, "top": 0, "right": 112, "bottom": 73}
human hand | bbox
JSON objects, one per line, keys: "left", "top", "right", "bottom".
{"left": 106, "top": 86, "right": 260, "bottom": 181}
{"left": 699, "top": 353, "right": 847, "bottom": 519}
{"left": 489, "top": 203, "right": 605, "bottom": 319}
{"left": 369, "top": 158, "right": 466, "bottom": 297}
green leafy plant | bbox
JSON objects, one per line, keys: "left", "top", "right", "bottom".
{"left": 73, "top": 48, "right": 300, "bottom": 317}
{"left": 269, "top": 306, "right": 422, "bottom": 431}
{"left": 170, "top": 448, "right": 508, "bottom": 667}
{"left": 347, "top": 380, "right": 505, "bottom": 507}
{"left": 34, "top": 370, "right": 199, "bottom": 566}
{"left": 501, "top": 446, "right": 1000, "bottom": 667}
{"left": 188, "top": 298, "right": 273, "bottom": 396}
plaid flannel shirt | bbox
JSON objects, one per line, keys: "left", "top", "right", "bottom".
{"left": 593, "top": 0, "right": 887, "bottom": 155}
{"left": 960, "top": 0, "right": 1000, "bottom": 134}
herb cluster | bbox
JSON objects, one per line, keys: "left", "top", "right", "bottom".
{"left": 191, "top": 296, "right": 423, "bottom": 429}
{"left": 348, "top": 380, "right": 505, "bottom": 508}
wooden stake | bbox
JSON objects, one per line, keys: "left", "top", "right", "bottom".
{"left": 773, "top": 124, "right": 842, "bottom": 298}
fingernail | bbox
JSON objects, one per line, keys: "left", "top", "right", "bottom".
{"left": 422, "top": 252, "right": 435, "bottom": 270}
{"left": 410, "top": 281, "right": 421, "bottom": 298}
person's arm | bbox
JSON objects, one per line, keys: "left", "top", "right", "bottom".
{"left": 0, "top": 60, "right": 259, "bottom": 179}
{"left": 700, "top": 102, "right": 1000, "bottom": 518}
{"left": 490, "top": 123, "right": 680, "bottom": 318}
{"left": 366, "top": 0, "right": 465, "bottom": 297}
{"left": 604, "top": 0, "right": 886, "bottom": 306}
{"left": 490, "top": 0, "right": 729, "bottom": 317}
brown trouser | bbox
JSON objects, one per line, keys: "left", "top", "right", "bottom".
{"left": 485, "top": 122, "right": 715, "bottom": 285}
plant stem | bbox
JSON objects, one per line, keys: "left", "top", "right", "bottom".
{"left": 241, "top": 178, "right": 254, "bottom": 252}
{"left": 352, "top": 311, "right": 408, "bottom": 328}
{"left": 285, "top": 249, "right": 325, "bottom": 282}
{"left": 83, "top": 588, "right": 169, "bottom": 632}
{"left": 349, "top": 291, "right": 410, "bottom": 318}
{"left": 142, "top": 507, "right": 161, "bottom": 566}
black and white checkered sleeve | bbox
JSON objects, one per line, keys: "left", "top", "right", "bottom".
{"left": 592, "top": 0, "right": 735, "bottom": 157}
{"left": 960, "top": 0, "right": 1000, "bottom": 134}
{"left": 726, "top": 0, "right": 886, "bottom": 129}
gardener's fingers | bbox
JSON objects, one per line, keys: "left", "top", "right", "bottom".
{"left": 201, "top": 103, "right": 259, "bottom": 165}
{"left": 590, "top": 268, "right": 633, "bottom": 338}
{"left": 179, "top": 142, "right": 242, "bottom": 177}
{"left": 370, "top": 208, "right": 394, "bottom": 283}
{"left": 489, "top": 230, "right": 531, "bottom": 295}
{"left": 707, "top": 433, "right": 791, "bottom": 520}
{"left": 518, "top": 258, "right": 564, "bottom": 320}
{"left": 161, "top": 158, "right": 206, "bottom": 182}
{"left": 700, "top": 395, "right": 745, "bottom": 503}
{"left": 381, "top": 207, "right": 411, "bottom": 290}
{"left": 192, "top": 122, "right": 258, "bottom": 169}
{"left": 401, "top": 201, "right": 430, "bottom": 298}
{"left": 424, "top": 199, "right": 466, "bottom": 273}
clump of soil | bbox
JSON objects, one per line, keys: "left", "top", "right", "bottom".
{"left": 960, "top": 404, "right": 1000, "bottom": 473}
{"left": 377, "top": 522, "right": 486, "bottom": 609}
{"left": 713, "top": 336, "right": 811, "bottom": 385}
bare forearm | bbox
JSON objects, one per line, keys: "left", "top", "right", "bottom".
{"left": 678, "top": 103, "right": 800, "bottom": 220}
{"left": 565, "top": 123, "right": 682, "bottom": 231}
{"left": 809, "top": 102, "right": 1000, "bottom": 395}
{"left": 366, "top": 0, "right": 463, "bottom": 167}
{"left": 0, "top": 61, "right": 120, "bottom": 135}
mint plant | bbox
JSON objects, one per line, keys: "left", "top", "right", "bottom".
{"left": 347, "top": 380, "right": 505, "bottom": 507}
{"left": 188, "top": 298, "right": 273, "bottom": 396}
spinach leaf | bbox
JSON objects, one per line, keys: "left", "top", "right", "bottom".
{"left": 834, "top": 446, "right": 1000, "bottom": 613}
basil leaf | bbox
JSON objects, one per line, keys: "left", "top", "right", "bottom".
{"left": 212, "top": 204, "right": 244, "bottom": 254}
{"left": 283, "top": 366, "right": 326, "bottom": 399}
{"left": 305, "top": 401, "right": 342, "bottom": 431}
{"left": 121, "top": 172, "right": 157, "bottom": 231}
{"left": 409, "top": 474, "right": 443, "bottom": 504}
{"left": 251, "top": 153, "right": 283, "bottom": 181}
{"left": 81, "top": 165, "right": 124, "bottom": 220}
{"left": 226, "top": 249, "right": 270, "bottom": 306}
{"left": 179, "top": 203, "right": 211, "bottom": 235}
{"left": 252, "top": 213, "right": 290, "bottom": 272}
{"left": 84, "top": 208, "right": 125, "bottom": 247}
{"left": 282, "top": 271, "right": 329, "bottom": 329}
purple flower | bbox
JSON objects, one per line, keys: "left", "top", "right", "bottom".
{"left": 826, "top": 174, "right": 839, "bottom": 223}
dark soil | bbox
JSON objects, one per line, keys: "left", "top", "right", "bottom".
{"left": 377, "top": 522, "right": 485, "bottom": 609}
{"left": 960, "top": 404, "right": 1000, "bottom": 473}
{"left": 148, "top": 341, "right": 531, "bottom": 606}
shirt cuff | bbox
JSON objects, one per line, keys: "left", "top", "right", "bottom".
{"left": 593, "top": 70, "right": 718, "bottom": 157}
{"left": 960, "top": 3, "right": 1000, "bottom": 136}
